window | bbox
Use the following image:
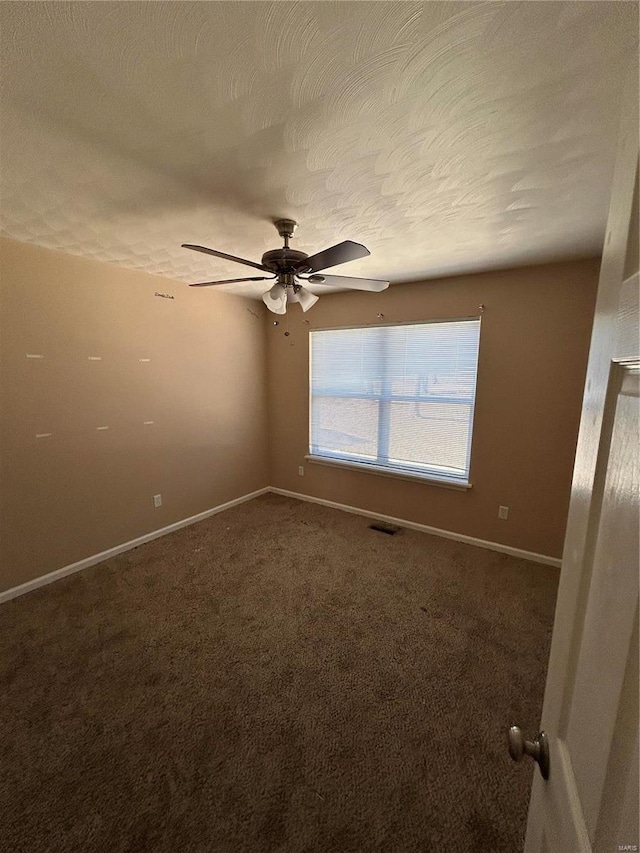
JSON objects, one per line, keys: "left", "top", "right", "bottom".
{"left": 309, "top": 319, "right": 481, "bottom": 487}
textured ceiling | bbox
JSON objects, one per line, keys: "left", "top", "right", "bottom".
{"left": 0, "top": 1, "right": 637, "bottom": 297}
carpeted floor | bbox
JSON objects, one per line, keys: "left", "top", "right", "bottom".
{"left": 0, "top": 494, "right": 558, "bottom": 852}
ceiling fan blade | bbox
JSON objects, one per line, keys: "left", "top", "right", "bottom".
{"left": 305, "top": 273, "right": 390, "bottom": 292}
{"left": 182, "top": 243, "right": 273, "bottom": 273}
{"left": 189, "top": 276, "right": 275, "bottom": 287}
{"left": 302, "top": 240, "right": 370, "bottom": 274}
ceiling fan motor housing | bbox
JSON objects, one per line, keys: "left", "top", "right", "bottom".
{"left": 261, "top": 248, "right": 311, "bottom": 276}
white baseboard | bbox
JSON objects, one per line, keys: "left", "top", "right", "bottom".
{"left": 269, "top": 487, "right": 562, "bottom": 568}
{"left": 0, "top": 487, "right": 270, "bottom": 604}
{"left": 1, "top": 483, "right": 560, "bottom": 604}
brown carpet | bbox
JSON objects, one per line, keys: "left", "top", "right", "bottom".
{"left": 0, "top": 493, "right": 558, "bottom": 852}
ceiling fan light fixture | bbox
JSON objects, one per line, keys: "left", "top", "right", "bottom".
{"left": 183, "top": 221, "right": 387, "bottom": 305}
{"left": 263, "top": 282, "right": 287, "bottom": 314}
{"left": 297, "top": 286, "right": 320, "bottom": 313}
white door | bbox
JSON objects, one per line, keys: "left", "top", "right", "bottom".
{"left": 519, "top": 66, "right": 639, "bottom": 853}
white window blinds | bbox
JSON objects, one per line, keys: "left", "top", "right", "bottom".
{"left": 309, "top": 319, "right": 481, "bottom": 485}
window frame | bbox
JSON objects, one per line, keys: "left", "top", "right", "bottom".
{"left": 307, "top": 317, "right": 481, "bottom": 489}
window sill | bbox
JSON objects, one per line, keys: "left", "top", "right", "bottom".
{"left": 305, "top": 455, "right": 472, "bottom": 491}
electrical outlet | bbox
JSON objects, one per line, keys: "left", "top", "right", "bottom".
{"left": 298, "top": 465, "right": 304, "bottom": 476}
{"left": 498, "top": 505, "right": 509, "bottom": 520}
{"left": 153, "top": 494, "right": 162, "bottom": 508}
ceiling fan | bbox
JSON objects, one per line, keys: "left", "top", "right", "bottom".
{"left": 182, "top": 219, "right": 389, "bottom": 314}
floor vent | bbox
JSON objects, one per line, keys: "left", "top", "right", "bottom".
{"left": 369, "top": 522, "right": 400, "bottom": 535}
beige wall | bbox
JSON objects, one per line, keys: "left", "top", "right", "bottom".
{"left": 267, "top": 259, "right": 600, "bottom": 559}
{"left": 0, "top": 237, "right": 269, "bottom": 592}
{"left": 0, "top": 245, "right": 599, "bottom": 594}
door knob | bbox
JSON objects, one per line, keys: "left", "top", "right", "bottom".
{"left": 508, "top": 725, "right": 550, "bottom": 780}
